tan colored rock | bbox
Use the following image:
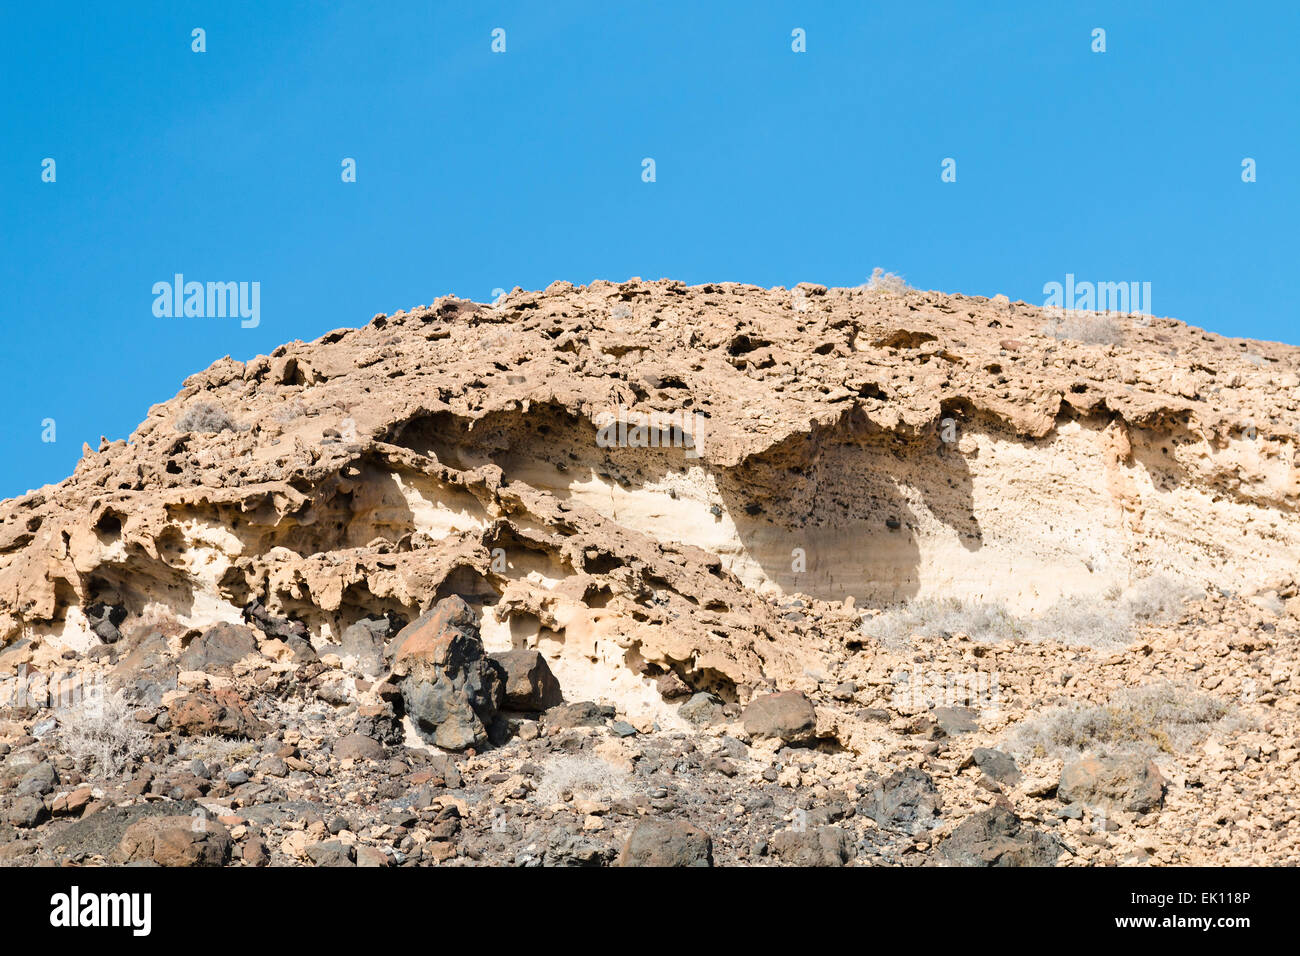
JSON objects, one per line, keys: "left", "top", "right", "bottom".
{"left": 118, "top": 815, "right": 233, "bottom": 867}
{"left": 169, "top": 689, "right": 266, "bottom": 739}
{"left": 0, "top": 279, "right": 1298, "bottom": 866}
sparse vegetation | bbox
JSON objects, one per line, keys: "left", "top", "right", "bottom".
{"left": 1007, "top": 682, "right": 1239, "bottom": 759}
{"left": 177, "top": 734, "right": 258, "bottom": 766}
{"left": 860, "top": 575, "right": 1198, "bottom": 649}
{"left": 271, "top": 398, "right": 308, "bottom": 424}
{"left": 533, "top": 753, "right": 633, "bottom": 806}
{"left": 176, "top": 401, "right": 239, "bottom": 434}
{"left": 863, "top": 267, "right": 911, "bottom": 295}
{"left": 860, "top": 598, "right": 1021, "bottom": 648}
{"left": 1122, "top": 575, "right": 1201, "bottom": 623}
{"left": 56, "top": 688, "right": 151, "bottom": 777}
{"left": 1041, "top": 311, "right": 1125, "bottom": 346}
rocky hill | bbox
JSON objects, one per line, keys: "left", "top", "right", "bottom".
{"left": 0, "top": 278, "right": 1296, "bottom": 866}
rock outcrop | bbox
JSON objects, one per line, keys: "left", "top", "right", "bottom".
{"left": 3, "top": 279, "right": 1298, "bottom": 705}
{"left": 0, "top": 279, "right": 1296, "bottom": 868}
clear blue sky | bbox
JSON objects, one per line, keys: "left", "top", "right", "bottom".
{"left": 2, "top": 1, "right": 1296, "bottom": 499}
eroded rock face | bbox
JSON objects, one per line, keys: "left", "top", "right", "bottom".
{"left": 4, "top": 279, "right": 1297, "bottom": 703}
{"left": 0, "top": 280, "right": 1297, "bottom": 868}
{"left": 391, "top": 596, "right": 505, "bottom": 751}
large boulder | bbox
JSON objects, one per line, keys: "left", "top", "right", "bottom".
{"left": 932, "top": 706, "right": 979, "bottom": 736}
{"left": 491, "top": 649, "right": 563, "bottom": 711}
{"left": 333, "top": 733, "right": 385, "bottom": 762}
{"left": 544, "top": 834, "right": 618, "bottom": 867}
{"left": 169, "top": 689, "right": 267, "bottom": 739}
{"left": 16, "top": 761, "right": 57, "bottom": 797}
{"left": 742, "top": 690, "right": 817, "bottom": 744}
{"left": 543, "top": 700, "right": 614, "bottom": 730}
{"left": 1059, "top": 755, "right": 1164, "bottom": 814}
{"left": 678, "top": 692, "right": 725, "bottom": 726}
{"left": 617, "top": 820, "right": 713, "bottom": 867}
{"left": 178, "top": 622, "right": 259, "bottom": 675}
{"left": 391, "top": 596, "right": 504, "bottom": 751}
{"left": 861, "top": 767, "right": 943, "bottom": 830}
{"left": 117, "top": 815, "right": 232, "bottom": 866}
{"left": 770, "top": 827, "right": 854, "bottom": 866}
{"left": 240, "top": 599, "right": 317, "bottom": 663}
{"left": 937, "top": 808, "right": 1063, "bottom": 867}
{"left": 971, "top": 748, "right": 1021, "bottom": 785}
{"left": 305, "top": 840, "right": 356, "bottom": 867}
{"left": 0, "top": 750, "right": 43, "bottom": 789}
{"left": 241, "top": 599, "right": 308, "bottom": 643}
{"left": 109, "top": 631, "right": 179, "bottom": 707}
{"left": 7, "top": 794, "right": 49, "bottom": 828}
{"left": 86, "top": 602, "right": 127, "bottom": 644}
{"left": 339, "top": 617, "right": 398, "bottom": 676}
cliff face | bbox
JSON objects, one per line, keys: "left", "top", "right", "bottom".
{"left": 2, "top": 279, "right": 1298, "bottom": 868}
{"left": 1, "top": 279, "right": 1298, "bottom": 703}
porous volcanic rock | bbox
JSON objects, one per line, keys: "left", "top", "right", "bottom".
{"left": 742, "top": 690, "right": 818, "bottom": 744}
{"left": 937, "top": 808, "right": 1063, "bottom": 867}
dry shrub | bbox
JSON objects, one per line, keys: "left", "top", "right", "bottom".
{"left": 1041, "top": 311, "right": 1124, "bottom": 346}
{"left": 863, "top": 267, "right": 910, "bottom": 294}
{"left": 534, "top": 754, "right": 633, "bottom": 806}
{"left": 56, "top": 688, "right": 151, "bottom": 777}
{"left": 1007, "top": 683, "right": 1240, "bottom": 760}
{"left": 860, "top": 598, "right": 1020, "bottom": 649}
{"left": 175, "top": 402, "right": 238, "bottom": 434}
{"left": 176, "top": 734, "right": 257, "bottom": 766}
{"left": 860, "top": 575, "right": 1198, "bottom": 649}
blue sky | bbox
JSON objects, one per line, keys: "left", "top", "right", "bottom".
{"left": 1, "top": 1, "right": 1296, "bottom": 498}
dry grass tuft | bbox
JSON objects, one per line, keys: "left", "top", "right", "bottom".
{"left": 1006, "top": 682, "right": 1240, "bottom": 759}
{"left": 860, "top": 575, "right": 1198, "bottom": 649}
{"left": 533, "top": 754, "right": 633, "bottom": 806}
{"left": 176, "top": 402, "right": 239, "bottom": 434}
{"left": 1042, "top": 311, "right": 1124, "bottom": 346}
{"left": 56, "top": 688, "right": 151, "bottom": 778}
